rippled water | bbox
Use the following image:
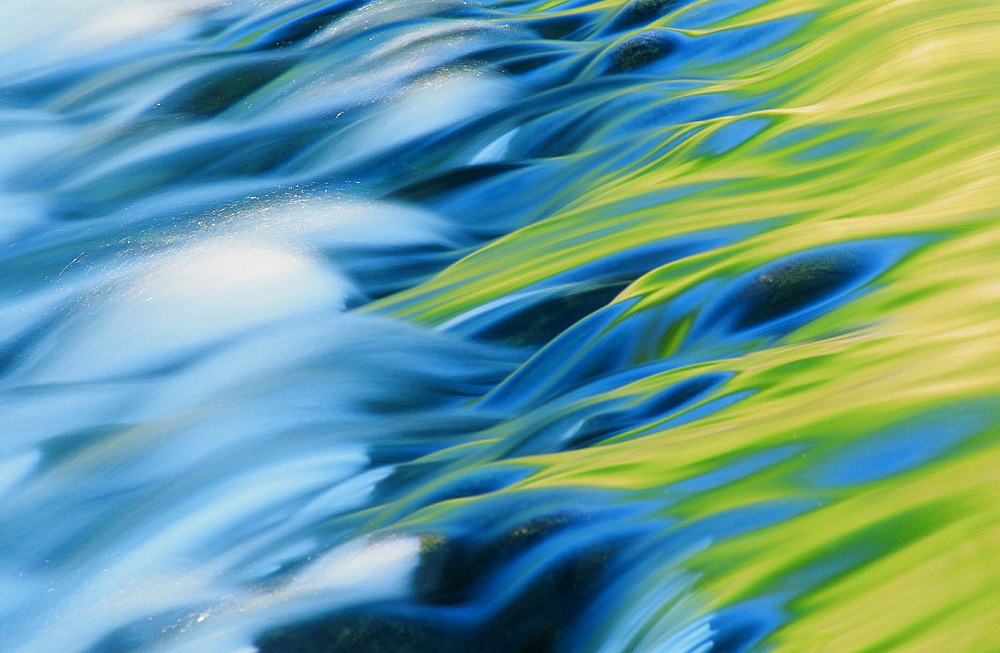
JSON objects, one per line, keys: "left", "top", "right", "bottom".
{"left": 1, "top": 0, "right": 997, "bottom": 651}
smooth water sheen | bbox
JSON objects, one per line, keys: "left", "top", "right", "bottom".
{"left": 1, "top": 0, "right": 997, "bottom": 651}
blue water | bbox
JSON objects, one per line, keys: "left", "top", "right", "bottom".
{"left": 1, "top": 0, "right": 997, "bottom": 651}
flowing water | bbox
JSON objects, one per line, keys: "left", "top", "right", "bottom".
{"left": 1, "top": 0, "right": 998, "bottom": 651}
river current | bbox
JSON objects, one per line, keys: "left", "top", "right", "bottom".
{"left": 0, "top": 0, "right": 997, "bottom": 651}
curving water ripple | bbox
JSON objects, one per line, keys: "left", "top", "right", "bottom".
{"left": 0, "top": 0, "right": 998, "bottom": 651}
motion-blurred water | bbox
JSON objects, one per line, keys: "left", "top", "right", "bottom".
{"left": 1, "top": 0, "right": 998, "bottom": 651}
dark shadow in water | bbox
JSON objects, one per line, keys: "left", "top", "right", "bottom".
{"left": 601, "top": 0, "right": 690, "bottom": 35}
{"left": 244, "top": 1, "right": 367, "bottom": 50}
{"left": 708, "top": 595, "right": 787, "bottom": 653}
{"left": 389, "top": 164, "right": 528, "bottom": 203}
{"left": 563, "top": 372, "right": 733, "bottom": 450}
{"left": 457, "top": 281, "right": 631, "bottom": 349}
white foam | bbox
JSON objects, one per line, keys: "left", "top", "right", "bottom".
{"left": 0, "top": 0, "right": 228, "bottom": 72}
{"left": 246, "top": 196, "right": 456, "bottom": 251}
{"left": 20, "top": 239, "right": 352, "bottom": 383}
{"left": 151, "top": 536, "right": 422, "bottom": 653}
{"left": 121, "top": 451, "right": 368, "bottom": 561}
{"left": 286, "top": 535, "right": 421, "bottom": 598}
{"left": 297, "top": 71, "right": 519, "bottom": 171}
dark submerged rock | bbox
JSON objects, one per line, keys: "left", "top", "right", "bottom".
{"left": 413, "top": 512, "right": 580, "bottom": 605}
{"left": 256, "top": 515, "right": 619, "bottom": 653}
{"left": 729, "top": 254, "right": 867, "bottom": 331}
{"left": 255, "top": 607, "right": 467, "bottom": 653}
{"left": 602, "top": 30, "right": 681, "bottom": 74}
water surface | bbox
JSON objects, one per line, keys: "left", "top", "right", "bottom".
{"left": 1, "top": 0, "right": 998, "bottom": 651}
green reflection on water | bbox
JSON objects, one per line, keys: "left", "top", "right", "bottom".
{"left": 372, "top": 0, "right": 1000, "bottom": 648}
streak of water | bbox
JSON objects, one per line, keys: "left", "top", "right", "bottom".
{"left": 0, "top": 0, "right": 997, "bottom": 651}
